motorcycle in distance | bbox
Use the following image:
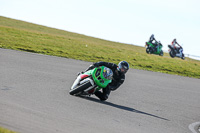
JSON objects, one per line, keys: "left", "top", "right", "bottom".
{"left": 145, "top": 41, "right": 164, "bottom": 56}
{"left": 168, "top": 45, "right": 185, "bottom": 60}
{"left": 69, "top": 66, "right": 113, "bottom": 96}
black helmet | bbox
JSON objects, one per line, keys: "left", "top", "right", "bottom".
{"left": 117, "top": 61, "right": 129, "bottom": 74}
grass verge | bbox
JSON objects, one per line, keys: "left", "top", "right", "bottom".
{"left": 0, "top": 127, "right": 16, "bottom": 133}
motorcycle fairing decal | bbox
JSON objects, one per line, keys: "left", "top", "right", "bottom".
{"left": 80, "top": 74, "right": 89, "bottom": 79}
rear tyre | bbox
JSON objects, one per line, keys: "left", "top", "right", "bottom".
{"left": 169, "top": 51, "right": 175, "bottom": 58}
{"left": 69, "top": 81, "right": 92, "bottom": 95}
{"left": 146, "top": 47, "right": 153, "bottom": 54}
{"left": 146, "top": 48, "right": 150, "bottom": 54}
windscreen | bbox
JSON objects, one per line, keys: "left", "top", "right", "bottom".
{"left": 103, "top": 67, "right": 113, "bottom": 80}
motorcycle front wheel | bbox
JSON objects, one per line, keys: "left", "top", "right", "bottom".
{"left": 159, "top": 50, "right": 164, "bottom": 56}
{"left": 181, "top": 54, "right": 185, "bottom": 60}
{"left": 69, "top": 81, "right": 92, "bottom": 95}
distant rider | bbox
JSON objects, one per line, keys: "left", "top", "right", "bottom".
{"left": 149, "top": 34, "right": 158, "bottom": 52}
{"left": 171, "top": 39, "right": 183, "bottom": 57}
{"left": 79, "top": 61, "right": 129, "bottom": 101}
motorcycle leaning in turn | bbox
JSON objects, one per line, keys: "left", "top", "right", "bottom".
{"left": 145, "top": 41, "right": 164, "bottom": 56}
{"left": 69, "top": 66, "right": 113, "bottom": 97}
{"left": 168, "top": 45, "right": 185, "bottom": 60}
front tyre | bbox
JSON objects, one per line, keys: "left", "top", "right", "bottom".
{"left": 159, "top": 50, "right": 164, "bottom": 56}
{"left": 69, "top": 81, "right": 92, "bottom": 95}
{"left": 181, "top": 54, "right": 185, "bottom": 60}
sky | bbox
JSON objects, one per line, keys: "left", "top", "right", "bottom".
{"left": 1, "top": 0, "right": 200, "bottom": 59}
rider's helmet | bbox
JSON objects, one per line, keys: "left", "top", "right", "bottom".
{"left": 117, "top": 61, "right": 129, "bottom": 74}
{"left": 174, "top": 38, "right": 177, "bottom": 42}
{"left": 151, "top": 34, "right": 154, "bottom": 38}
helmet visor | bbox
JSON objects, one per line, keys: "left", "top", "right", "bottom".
{"left": 103, "top": 67, "right": 113, "bottom": 80}
{"left": 120, "top": 67, "right": 127, "bottom": 74}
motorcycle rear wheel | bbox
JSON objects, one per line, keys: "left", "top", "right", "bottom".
{"left": 169, "top": 51, "right": 175, "bottom": 58}
{"left": 69, "top": 81, "right": 92, "bottom": 95}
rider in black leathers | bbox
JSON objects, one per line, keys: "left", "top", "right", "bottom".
{"left": 149, "top": 34, "right": 157, "bottom": 44}
{"left": 149, "top": 34, "right": 158, "bottom": 52}
{"left": 82, "top": 61, "right": 129, "bottom": 101}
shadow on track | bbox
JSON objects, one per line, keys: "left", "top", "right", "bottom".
{"left": 77, "top": 95, "right": 169, "bottom": 121}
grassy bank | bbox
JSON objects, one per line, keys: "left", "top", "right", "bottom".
{"left": 0, "top": 16, "right": 200, "bottom": 78}
{"left": 0, "top": 127, "right": 16, "bottom": 133}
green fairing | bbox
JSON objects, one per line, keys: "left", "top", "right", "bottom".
{"left": 83, "top": 66, "right": 112, "bottom": 91}
{"left": 146, "top": 42, "right": 163, "bottom": 55}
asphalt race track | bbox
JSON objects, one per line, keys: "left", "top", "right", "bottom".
{"left": 0, "top": 48, "right": 199, "bottom": 133}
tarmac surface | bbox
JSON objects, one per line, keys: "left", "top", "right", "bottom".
{"left": 0, "top": 48, "right": 199, "bottom": 133}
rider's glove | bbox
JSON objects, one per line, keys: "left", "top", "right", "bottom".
{"left": 93, "top": 63, "right": 99, "bottom": 67}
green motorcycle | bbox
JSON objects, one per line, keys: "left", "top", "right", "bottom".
{"left": 145, "top": 42, "right": 164, "bottom": 56}
{"left": 69, "top": 66, "right": 113, "bottom": 96}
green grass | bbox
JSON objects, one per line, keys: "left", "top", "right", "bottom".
{"left": 0, "top": 16, "right": 200, "bottom": 78}
{"left": 0, "top": 127, "right": 16, "bottom": 133}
